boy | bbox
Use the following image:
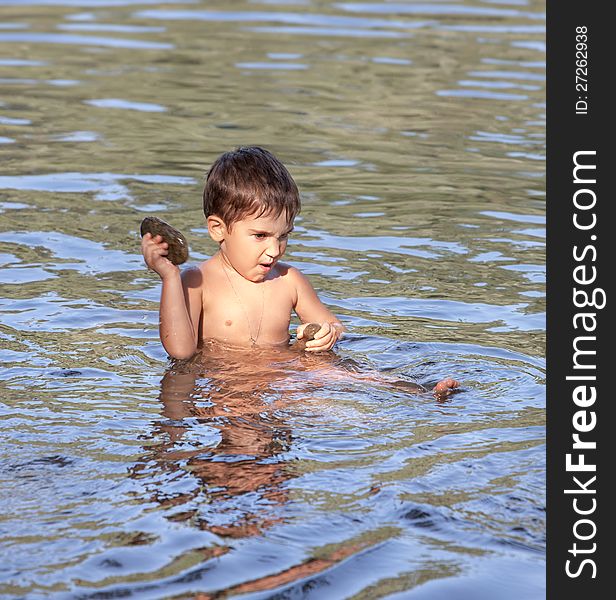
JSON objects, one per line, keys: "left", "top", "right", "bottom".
{"left": 141, "top": 146, "right": 344, "bottom": 360}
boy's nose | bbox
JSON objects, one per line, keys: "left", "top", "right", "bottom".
{"left": 266, "top": 240, "right": 282, "bottom": 258}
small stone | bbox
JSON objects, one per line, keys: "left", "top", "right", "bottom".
{"left": 140, "top": 216, "right": 189, "bottom": 265}
{"left": 294, "top": 323, "right": 321, "bottom": 352}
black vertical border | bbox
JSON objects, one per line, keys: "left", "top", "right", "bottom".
{"left": 547, "top": 1, "right": 611, "bottom": 598}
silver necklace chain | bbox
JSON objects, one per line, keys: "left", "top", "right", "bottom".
{"left": 220, "top": 254, "right": 265, "bottom": 346}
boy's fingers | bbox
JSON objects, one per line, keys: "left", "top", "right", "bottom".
{"left": 306, "top": 330, "right": 330, "bottom": 345}
{"left": 148, "top": 235, "right": 166, "bottom": 246}
{"left": 306, "top": 343, "right": 332, "bottom": 352}
{"left": 299, "top": 322, "right": 328, "bottom": 343}
{"left": 305, "top": 331, "right": 334, "bottom": 350}
{"left": 313, "top": 322, "right": 331, "bottom": 339}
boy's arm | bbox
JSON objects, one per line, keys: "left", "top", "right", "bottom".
{"left": 288, "top": 266, "right": 344, "bottom": 352}
{"left": 142, "top": 233, "right": 202, "bottom": 360}
{"left": 159, "top": 267, "right": 202, "bottom": 360}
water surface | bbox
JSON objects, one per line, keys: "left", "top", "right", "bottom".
{"left": 0, "top": 0, "right": 545, "bottom": 597}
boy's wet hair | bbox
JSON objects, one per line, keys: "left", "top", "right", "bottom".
{"left": 203, "top": 146, "right": 300, "bottom": 228}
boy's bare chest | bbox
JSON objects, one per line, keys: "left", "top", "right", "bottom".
{"left": 201, "top": 276, "right": 294, "bottom": 345}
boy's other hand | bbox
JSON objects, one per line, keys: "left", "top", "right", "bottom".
{"left": 141, "top": 233, "right": 179, "bottom": 279}
{"left": 299, "top": 321, "right": 342, "bottom": 352}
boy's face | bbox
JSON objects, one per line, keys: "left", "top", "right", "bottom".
{"left": 209, "top": 211, "right": 294, "bottom": 282}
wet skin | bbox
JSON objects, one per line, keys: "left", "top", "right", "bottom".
{"left": 140, "top": 217, "right": 460, "bottom": 396}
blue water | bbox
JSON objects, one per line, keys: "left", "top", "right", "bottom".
{"left": 0, "top": 0, "right": 545, "bottom": 597}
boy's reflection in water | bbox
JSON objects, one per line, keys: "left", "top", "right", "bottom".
{"left": 133, "top": 343, "right": 459, "bottom": 594}
{"left": 143, "top": 343, "right": 307, "bottom": 539}
{"left": 141, "top": 341, "right": 452, "bottom": 535}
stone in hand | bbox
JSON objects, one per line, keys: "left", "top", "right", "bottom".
{"left": 294, "top": 323, "right": 322, "bottom": 352}
{"left": 140, "top": 217, "right": 189, "bottom": 265}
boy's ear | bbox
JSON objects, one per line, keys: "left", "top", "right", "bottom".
{"left": 207, "top": 215, "right": 227, "bottom": 242}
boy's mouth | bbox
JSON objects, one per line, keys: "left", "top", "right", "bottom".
{"left": 259, "top": 261, "right": 274, "bottom": 272}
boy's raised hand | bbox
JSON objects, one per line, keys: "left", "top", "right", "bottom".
{"left": 141, "top": 233, "right": 179, "bottom": 279}
{"left": 298, "top": 321, "right": 342, "bottom": 352}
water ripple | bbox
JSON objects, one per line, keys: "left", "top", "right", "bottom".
{"left": 0, "top": 1, "right": 545, "bottom": 596}
{"left": 0, "top": 32, "right": 173, "bottom": 49}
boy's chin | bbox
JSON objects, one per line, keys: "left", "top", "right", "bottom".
{"left": 233, "top": 263, "right": 276, "bottom": 282}
{"left": 252, "top": 263, "right": 275, "bottom": 281}
{"left": 243, "top": 271, "right": 268, "bottom": 283}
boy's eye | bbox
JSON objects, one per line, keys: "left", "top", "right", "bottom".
{"left": 252, "top": 232, "right": 290, "bottom": 240}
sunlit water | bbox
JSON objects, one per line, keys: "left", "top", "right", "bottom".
{"left": 0, "top": 0, "right": 545, "bottom": 597}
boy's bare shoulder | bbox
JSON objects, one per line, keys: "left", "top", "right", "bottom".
{"left": 274, "top": 262, "right": 306, "bottom": 282}
{"left": 274, "top": 262, "right": 312, "bottom": 303}
{"left": 181, "top": 257, "right": 215, "bottom": 289}
{"left": 180, "top": 265, "right": 203, "bottom": 289}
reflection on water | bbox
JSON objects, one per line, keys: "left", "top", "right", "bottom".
{"left": 140, "top": 356, "right": 295, "bottom": 540}
{"left": 1, "top": 0, "right": 544, "bottom": 596}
